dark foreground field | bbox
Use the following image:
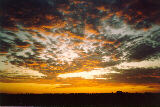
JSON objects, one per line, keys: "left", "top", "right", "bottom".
{"left": 0, "top": 93, "right": 160, "bottom": 107}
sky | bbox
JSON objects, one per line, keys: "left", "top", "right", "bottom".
{"left": 0, "top": 0, "right": 160, "bottom": 93}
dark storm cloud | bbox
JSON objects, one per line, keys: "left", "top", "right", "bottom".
{"left": 115, "top": 27, "right": 160, "bottom": 61}
{"left": 0, "top": 0, "right": 160, "bottom": 33}
{"left": 14, "top": 38, "right": 30, "bottom": 47}
{"left": 123, "top": 0, "right": 160, "bottom": 25}
{"left": 0, "top": 39, "right": 12, "bottom": 53}
{"left": 108, "top": 68, "right": 160, "bottom": 83}
{"left": 4, "top": 31, "right": 18, "bottom": 37}
{"left": 127, "top": 43, "right": 160, "bottom": 60}
{"left": 0, "top": 0, "right": 69, "bottom": 29}
{"left": 89, "top": 0, "right": 160, "bottom": 29}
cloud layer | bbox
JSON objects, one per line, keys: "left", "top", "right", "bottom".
{"left": 0, "top": 0, "right": 160, "bottom": 88}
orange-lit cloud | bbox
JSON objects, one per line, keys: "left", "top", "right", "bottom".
{"left": 0, "top": 0, "right": 160, "bottom": 94}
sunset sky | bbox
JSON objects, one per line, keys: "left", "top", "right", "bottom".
{"left": 0, "top": 0, "right": 160, "bottom": 93}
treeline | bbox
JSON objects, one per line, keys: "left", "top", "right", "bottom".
{"left": 0, "top": 93, "right": 160, "bottom": 106}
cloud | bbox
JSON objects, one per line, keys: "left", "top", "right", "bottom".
{"left": 0, "top": 56, "right": 46, "bottom": 79}
{"left": 1, "top": 0, "right": 160, "bottom": 31}
{"left": 111, "top": 68, "right": 160, "bottom": 84}
{"left": 0, "top": 0, "right": 160, "bottom": 88}
{"left": 116, "top": 59, "right": 160, "bottom": 69}
{"left": 90, "top": 0, "right": 160, "bottom": 27}
{"left": 58, "top": 67, "right": 119, "bottom": 79}
{"left": 0, "top": 0, "right": 66, "bottom": 30}
{"left": 102, "top": 58, "right": 160, "bottom": 84}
